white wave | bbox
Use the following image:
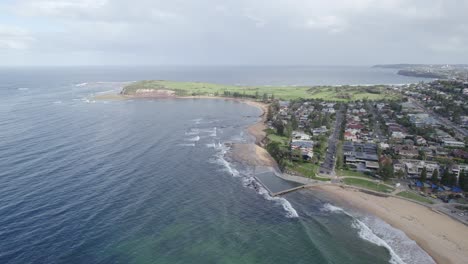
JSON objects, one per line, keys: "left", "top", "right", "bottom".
{"left": 178, "top": 143, "right": 195, "bottom": 147}
{"left": 76, "top": 82, "right": 88, "bottom": 87}
{"left": 53, "top": 101, "right": 63, "bottom": 104}
{"left": 322, "top": 203, "right": 350, "bottom": 215}
{"left": 324, "top": 203, "right": 435, "bottom": 264}
{"left": 352, "top": 219, "right": 406, "bottom": 264}
{"left": 17, "top": 87, "right": 29, "bottom": 91}
{"left": 185, "top": 129, "right": 200, "bottom": 135}
{"left": 360, "top": 216, "right": 435, "bottom": 264}
{"left": 96, "top": 89, "right": 116, "bottom": 94}
{"left": 210, "top": 127, "right": 217, "bottom": 137}
{"left": 185, "top": 136, "right": 200, "bottom": 142}
{"left": 192, "top": 118, "right": 203, "bottom": 124}
{"left": 211, "top": 143, "right": 298, "bottom": 218}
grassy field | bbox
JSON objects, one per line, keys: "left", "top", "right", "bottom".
{"left": 122, "top": 80, "right": 401, "bottom": 102}
{"left": 266, "top": 133, "right": 290, "bottom": 147}
{"left": 397, "top": 191, "right": 434, "bottom": 204}
{"left": 287, "top": 162, "right": 331, "bottom": 181}
{"left": 336, "top": 169, "right": 371, "bottom": 178}
{"left": 343, "top": 178, "right": 394, "bottom": 193}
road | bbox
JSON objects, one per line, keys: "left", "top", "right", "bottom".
{"left": 410, "top": 98, "right": 468, "bottom": 140}
{"left": 319, "top": 105, "right": 345, "bottom": 176}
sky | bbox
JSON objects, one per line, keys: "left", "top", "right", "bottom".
{"left": 1, "top": 0, "right": 467, "bottom": 66}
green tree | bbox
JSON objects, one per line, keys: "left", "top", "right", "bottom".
{"left": 459, "top": 170, "right": 466, "bottom": 190}
{"left": 273, "top": 120, "right": 284, "bottom": 136}
{"left": 262, "top": 93, "right": 268, "bottom": 102}
{"left": 431, "top": 169, "right": 439, "bottom": 183}
{"left": 450, "top": 173, "right": 457, "bottom": 187}
{"left": 291, "top": 116, "right": 298, "bottom": 130}
{"left": 381, "top": 163, "right": 394, "bottom": 181}
{"left": 441, "top": 169, "right": 450, "bottom": 186}
{"left": 460, "top": 170, "right": 468, "bottom": 192}
{"left": 420, "top": 167, "right": 427, "bottom": 182}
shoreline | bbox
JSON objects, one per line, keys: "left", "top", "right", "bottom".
{"left": 240, "top": 101, "right": 468, "bottom": 264}
{"left": 315, "top": 185, "right": 468, "bottom": 264}
{"left": 97, "top": 92, "right": 468, "bottom": 264}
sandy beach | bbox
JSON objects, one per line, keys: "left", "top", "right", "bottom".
{"left": 317, "top": 185, "right": 468, "bottom": 264}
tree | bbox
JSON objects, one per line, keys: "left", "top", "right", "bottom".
{"left": 449, "top": 173, "right": 457, "bottom": 187}
{"left": 381, "top": 163, "right": 394, "bottom": 181}
{"left": 262, "top": 93, "right": 268, "bottom": 102}
{"left": 459, "top": 170, "right": 466, "bottom": 190}
{"left": 420, "top": 167, "right": 427, "bottom": 182}
{"left": 441, "top": 169, "right": 451, "bottom": 186}
{"left": 460, "top": 170, "right": 468, "bottom": 192}
{"left": 431, "top": 169, "right": 439, "bottom": 183}
{"left": 291, "top": 116, "right": 298, "bottom": 130}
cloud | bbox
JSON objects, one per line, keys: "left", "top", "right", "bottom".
{"left": 0, "top": 25, "right": 34, "bottom": 50}
{"left": 1, "top": 0, "right": 468, "bottom": 65}
{"left": 304, "top": 16, "right": 347, "bottom": 33}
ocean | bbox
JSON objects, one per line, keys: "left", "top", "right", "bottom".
{"left": 0, "top": 66, "right": 434, "bottom": 263}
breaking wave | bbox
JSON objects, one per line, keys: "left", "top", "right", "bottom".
{"left": 322, "top": 203, "right": 435, "bottom": 264}
{"left": 178, "top": 143, "right": 196, "bottom": 147}
{"left": 185, "top": 136, "right": 200, "bottom": 142}
{"left": 211, "top": 143, "right": 298, "bottom": 218}
{"left": 185, "top": 129, "right": 200, "bottom": 135}
{"left": 75, "top": 82, "right": 88, "bottom": 87}
{"left": 352, "top": 219, "right": 405, "bottom": 264}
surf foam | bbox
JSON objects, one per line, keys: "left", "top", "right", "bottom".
{"left": 323, "top": 203, "right": 435, "bottom": 264}
{"left": 185, "top": 136, "right": 200, "bottom": 142}
{"left": 211, "top": 143, "right": 298, "bottom": 218}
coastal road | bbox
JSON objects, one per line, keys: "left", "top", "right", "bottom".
{"left": 319, "top": 105, "right": 345, "bottom": 176}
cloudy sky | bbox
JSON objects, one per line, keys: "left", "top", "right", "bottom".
{"left": 1, "top": 0, "right": 467, "bottom": 66}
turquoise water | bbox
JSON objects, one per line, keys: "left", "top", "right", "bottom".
{"left": 0, "top": 67, "right": 434, "bottom": 263}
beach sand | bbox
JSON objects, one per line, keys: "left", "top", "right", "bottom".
{"left": 317, "top": 185, "right": 468, "bottom": 264}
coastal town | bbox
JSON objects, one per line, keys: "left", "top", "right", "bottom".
{"left": 262, "top": 79, "right": 468, "bottom": 224}
{"left": 117, "top": 77, "right": 468, "bottom": 264}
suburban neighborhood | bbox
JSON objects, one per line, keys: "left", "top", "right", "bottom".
{"left": 263, "top": 79, "right": 468, "bottom": 224}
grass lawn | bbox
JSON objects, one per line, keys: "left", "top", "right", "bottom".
{"left": 397, "top": 191, "right": 434, "bottom": 204}
{"left": 287, "top": 162, "right": 330, "bottom": 181}
{"left": 266, "top": 133, "right": 290, "bottom": 147}
{"left": 343, "top": 178, "right": 394, "bottom": 193}
{"left": 122, "top": 80, "right": 401, "bottom": 102}
{"left": 336, "top": 169, "right": 371, "bottom": 178}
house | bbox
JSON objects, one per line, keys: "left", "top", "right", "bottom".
{"left": 343, "top": 142, "right": 379, "bottom": 171}
{"left": 291, "top": 140, "right": 314, "bottom": 161}
{"left": 292, "top": 131, "right": 311, "bottom": 141}
{"left": 344, "top": 132, "right": 358, "bottom": 141}
{"left": 394, "top": 159, "right": 440, "bottom": 178}
{"left": 415, "top": 136, "right": 427, "bottom": 146}
{"left": 452, "top": 164, "right": 468, "bottom": 177}
{"left": 393, "top": 145, "right": 419, "bottom": 159}
{"left": 391, "top": 131, "right": 407, "bottom": 139}
{"left": 408, "top": 113, "right": 438, "bottom": 127}
{"left": 311, "top": 126, "right": 328, "bottom": 136}
{"left": 452, "top": 149, "right": 468, "bottom": 160}
{"left": 443, "top": 140, "right": 465, "bottom": 148}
